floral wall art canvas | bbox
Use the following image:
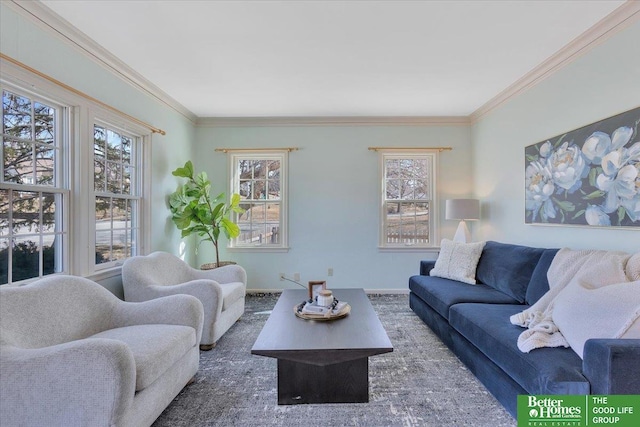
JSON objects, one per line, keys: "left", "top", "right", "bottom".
{"left": 525, "top": 106, "right": 640, "bottom": 228}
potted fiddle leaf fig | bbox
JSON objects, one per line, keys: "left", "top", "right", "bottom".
{"left": 169, "top": 160, "right": 244, "bottom": 269}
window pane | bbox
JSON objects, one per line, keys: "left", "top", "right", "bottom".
{"left": 123, "top": 166, "right": 132, "bottom": 194}
{"left": 0, "top": 238, "right": 7, "bottom": 284}
{"left": 12, "top": 237, "right": 40, "bottom": 282}
{"left": 41, "top": 193, "right": 56, "bottom": 234}
{"left": 106, "top": 161, "right": 121, "bottom": 193}
{"left": 239, "top": 180, "right": 251, "bottom": 199}
{"left": 267, "top": 160, "right": 280, "bottom": 178}
{"left": 265, "top": 202, "right": 280, "bottom": 223}
{"left": 106, "top": 129, "right": 121, "bottom": 162}
{"left": 112, "top": 229, "right": 126, "bottom": 262}
{"left": 125, "top": 199, "right": 134, "bottom": 229}
{"left": 2, "top": 91, "right": 32, "bottom": 139}
{"left": 386, "top": 179, "right": 400, "bottom": 199}
{"left": 122, "top": 136, "right": 132, "bottom": 164}
{"left": 95, "top": 231, "right": 111, "bottom": 264}
{"left": 94, "top": 159, "right": 105, "bottom": 192}
{"left": 385, "top": 202, "right": 430, "bottom": 244}
{"left": 42, "top": 234, "right": 62, "bottom": 275}
{"left": 267, "top": 225, "right": 280, "bottom": 244}
{"left": 130, "top": 227, "right": 138, "bottom": 258}
{"left": 35, "top": 146, "right": 55, "bottom": 186}
{"left": 253, "top": 160, "right": 266, "bottom": 179}
{"left": 13, "top": 191, "right": 39, "bottom": 233}
{"left": 96, "top": 196, "right": 112, "bottom": 226}
{"left": 34, "top": 102, "right": 54, "bottom": 144}
{"left": 94, "top": 126, "right": 106, "bottom": 159}
{"left": 252, "top": 180, "right": 266, "bottom": 199}
{"left": 0, "top": 189, "right": 8, "bottom": 236}
{"left": 3, "top": 139, "right": 33, "bottom": 184}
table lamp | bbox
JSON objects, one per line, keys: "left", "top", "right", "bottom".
{"left": 445, "top": 199, "right": 480, "bottom": 243}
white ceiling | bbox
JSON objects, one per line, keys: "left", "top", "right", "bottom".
{"left": 40, "top": 0, "right": 625, "bottom": 118}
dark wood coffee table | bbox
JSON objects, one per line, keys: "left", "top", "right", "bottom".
{"left": 251, "top": 288, "right": 393, "bottom": 404}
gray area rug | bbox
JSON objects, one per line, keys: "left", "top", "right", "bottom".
{"left": 153, "top": 294, "right": 515, "bottom": 426}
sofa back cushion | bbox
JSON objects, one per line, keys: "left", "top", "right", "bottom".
{"left": 525, "top": 248, "right": 560, "bottom": 305}
{"left": 475, "top": 241, "right": 545, "bottom": 303}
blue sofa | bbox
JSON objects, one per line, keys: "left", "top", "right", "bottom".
{"left": 409, "top": 241, "right": 640, "bottom": 418}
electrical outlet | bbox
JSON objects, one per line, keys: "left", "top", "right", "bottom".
{"left": 328, "top": 268, "right": 333, "bottom": 276}
{"left": 293, "top": 272, "right": 300, "bottom": 281}
{"left": 279, "top": 273, "right": 285, "bottom": 281}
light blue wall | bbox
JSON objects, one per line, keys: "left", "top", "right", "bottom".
{"left": 194, "top": 124, "right": 473, "bottom": 290}
{"left": 472, "top": 21, "right": 640, "bottom": 253}
{"left": 0, "top": 2, "right": 196, "bottom": 264}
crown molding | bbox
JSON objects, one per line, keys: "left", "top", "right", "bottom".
{"left": 7, "top": 0, "right": 197, "bottom": 124}
{"left": 470, "top": 0, "right": 640, "bottom": 124}
{"left": 196, "top": 116, "right": 471, "bottom": 127}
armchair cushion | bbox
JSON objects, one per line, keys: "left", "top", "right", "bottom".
{"left": 90, "top": 324, "right": 196, "bottom": 391}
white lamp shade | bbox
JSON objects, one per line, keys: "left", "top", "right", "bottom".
{"left": 445, "top": 199, "right": 480, "bottom": 220}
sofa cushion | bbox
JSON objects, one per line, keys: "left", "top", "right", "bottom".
{"left": 89, "top": 324, "right": 196, "bottom": 391}
{"left": 409, "top": 275, "right": 520, "bottom": 320}
{"left": 220, "top": 282, "right": 245, "bottom": 311}
{"left": 430, "top": 239, "right": 485, "bottom": 285}
{"left": 525, "top": 249, "right": 559, "bottom": 305}
{"left": 475, "top": 241, "right": 545, "bottom": 303}
{"left": 449, "top": 303, "right": 589, "bottom": 395}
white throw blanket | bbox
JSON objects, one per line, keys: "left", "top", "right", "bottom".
{"left": 510, "top": 248, "right": 640, "bottom": 355}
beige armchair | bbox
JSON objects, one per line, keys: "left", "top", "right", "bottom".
{"left": 0, "top": 275, "right": 203, "bottom": 427}
{"left": 122, "top": 251, "right": 246, "bottom": 350}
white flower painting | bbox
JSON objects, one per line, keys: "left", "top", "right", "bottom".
{"left": 525, "top": 107, "right": 640, "bottom": 227}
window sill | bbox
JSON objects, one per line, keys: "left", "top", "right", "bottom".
{"left": 377, "top": 246, "right": 440, "bottom": 253}
{"left": 228, "top": 246, "right": 290, "bottom": 253}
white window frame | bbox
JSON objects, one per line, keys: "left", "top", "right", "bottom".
{"left": 379, "top": 150, "right": 439, "bottom": 250}
{"left": 228, "top": 150, "right": 289, "bottom": 251}
{"left": 0, "top": 83, "right": 70, "bottom": 285}
{"left": 1, "top": 59, "right": 151, "bottom": 285}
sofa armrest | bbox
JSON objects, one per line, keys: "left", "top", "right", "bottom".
{"left": 420, "top": 260, "right": 437, "bottom": 276}
{"left": 0, "top": 339, "right": 135, "bottom": 426}
{"left": 583, "top": 339, "right": 640, "bottom": 394}
{"left": 193, "top": 264, "right": 247, "bottom": 285}
{"left": 112, "top": 294, "right": 205, "bottom": 344}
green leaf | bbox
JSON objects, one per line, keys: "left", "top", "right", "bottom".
{"left": 526, "top": 154, "right": 538, "bottom": 162}
{"left": 172, "top": 161, "right": 194, "bottom": 178}
{"left": 618, "top": 206, "right": 626, "bottom": 225}
{"left": 572, "top": 209, "right": 585, "bottom": 220}
{"left": 588, "top": 167, "right": 597, "bottom": 187}
{"left": 583, "top": 190, "right": 605, "bottom": 200}
{"left": 552, "top": 198, "right": 575, "bottom": 212}
{"left": 211, "top": 202, "right": 224, "bottom": 221}
{"left": 172, "top": 211, "right": 193, "bottom": 229}
{"left": 212, "top": 192, "right": 225, "bottom": 204}
{"left": 194, "top": 171, "right": 209, "bottom": 188}
{"left": 554, "top": 134, "right": 567, "bottom": 148}
{"left": 220, "top": 217, "right": 240, "bottom": 238}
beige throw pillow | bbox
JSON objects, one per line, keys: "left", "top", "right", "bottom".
{"left": 430, "top": 239, "right": 486, "bottom": 285}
